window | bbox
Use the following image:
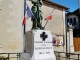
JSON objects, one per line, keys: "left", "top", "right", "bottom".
{"left": 70, "top": 18, "right": 73, "bottom": 25}
{"left": 68, "top": 17, "right": 79, "bottom": 29}
{"left": 73, "top": 17, "right": 76, "bottom": 25}
{"left": 67, "top": 19, "right": 69, "bottom": 22}
{"left": 67, "top": 19, "right": 70, "bottom": 25}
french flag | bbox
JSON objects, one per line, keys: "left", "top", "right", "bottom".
{"left": 22, "top": 5, "right": 33, "bottom": 26}
{"left": 45, "top": 15, "right": 52, "bottom": 20}
{"left": 45, "top": 9, "right": 54, "bottom": 20}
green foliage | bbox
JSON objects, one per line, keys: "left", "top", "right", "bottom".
{"left": 0, "top": 55, "right": 7, "bottom": 60}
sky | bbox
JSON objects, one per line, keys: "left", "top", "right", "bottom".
{"left": 52, "top": 0, "right": 79, "bottom": 12}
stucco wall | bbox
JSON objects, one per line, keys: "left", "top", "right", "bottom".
{"left": 42, "top": 4, "right": 64, "bottom": 35}
{"left": 0, "top": 0, "right": 24, "bottom": 53}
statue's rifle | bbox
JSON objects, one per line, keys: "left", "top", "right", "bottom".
{"left": 33, "top": 15, "right": 44, "bottom": 30}
{"left": 37, "top": 0, "right": 42, "bottom": 29}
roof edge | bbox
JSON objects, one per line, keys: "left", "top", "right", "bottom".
{"left": 43, "top": 0, "right": 69, "bottom": 10}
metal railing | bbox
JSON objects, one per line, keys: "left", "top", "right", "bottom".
{"left": 0, "top": 51, "right": 80, "bottom": 60}
{"left": 0, "top": 53, "right": 20, "bottom": 60}
{"left": 54, "top": 51, "right": 80, "bottom": 60}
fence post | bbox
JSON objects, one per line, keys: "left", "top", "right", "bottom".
{"left": 17, "top": 53, "right": 20, "bottom": 60}
{"left": 69, "top": 53, "right": 70, "bottom": 60}
{"left": 19, "top": 53, "right": 20, "bottom": 58}
{"left": 66, "top": 53, "right": 70, "bottom": 60}
{"left": 8, "top": 53, "right": 9, "bottom": 60}
{"left": 17, "top": 53, "right": 18, "bottom": 60}
{"left": 66, "top": 53, "right": 68, "bottom": 60}
{"left": 78, "top": 54, "right": 79, "bottom": 60}
{"left": 58, "top": 52, "right": 60, "bottom": 60}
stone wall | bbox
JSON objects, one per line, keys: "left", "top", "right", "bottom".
{"left": 0, "top": 0, "right": 24, "bottom": 53}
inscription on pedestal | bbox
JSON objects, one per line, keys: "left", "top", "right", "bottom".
{"left": 25, "top": 31, "right": 33, "bottom": 52}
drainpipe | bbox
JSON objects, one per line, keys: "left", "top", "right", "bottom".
{"left": 65, "top": 13, "right": 68, "bottom": 57}
{"left": 65, "top": 10, "right": 70, "bottom": 59}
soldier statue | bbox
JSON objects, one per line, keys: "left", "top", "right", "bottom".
{"left": 31, "top": 0, "right": 43, "bottom": 29}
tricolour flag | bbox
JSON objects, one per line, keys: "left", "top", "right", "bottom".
{"left": 22, "top": 5, "right": 33, "bottom": 26}
{"left": 45, "top": 15, "right": 52, "bottom": 20}
{"left": 45, "top": 9, "right": 54, "bottom": 20}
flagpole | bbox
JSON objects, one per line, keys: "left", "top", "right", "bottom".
{"left": 43, "top": 9, "right": 55, "bottom": 29}
{"left": 24, "top": 0, "right": 26, "bottom": 34}
{"left": 43, "top": 20, "right": 49, "bottom": 29}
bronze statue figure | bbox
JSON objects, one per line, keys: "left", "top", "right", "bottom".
{"left": 31, "top": 0, "right": 43, "bottom": 30}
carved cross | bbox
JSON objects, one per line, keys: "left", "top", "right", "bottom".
{"left": 40, "top": 32, "right": 48, "bottom": 41}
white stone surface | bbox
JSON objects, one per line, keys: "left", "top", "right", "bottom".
{"left": 69, "top": 29, "right": 74, "bottom": 52}
{"left": 20, "top": 30, "right": 56, "bottom": 60}
{"left": 33, "top": 30, "right": 56, "bottom": 60}
{"left": 67, "top": 29, "right": 74, "bottom": 53}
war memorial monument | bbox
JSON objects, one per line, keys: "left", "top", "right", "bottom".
{"left": 20, "top": 0, "right": 56, "bottom": 60}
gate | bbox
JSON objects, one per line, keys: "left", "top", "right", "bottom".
{"left": 73, "top": 37, "right": 80, "bottom": 51}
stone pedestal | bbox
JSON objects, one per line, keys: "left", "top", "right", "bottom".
{"left": 20, "top": 30, "right": 56, "bottom": 60}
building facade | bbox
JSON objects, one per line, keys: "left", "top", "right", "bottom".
{"left": 67, "top": 9, "right": 80, "bottom": 37}
{"left": 67, "top": 9, "right": 80, "bottom": 51}
{"left": 27, "top": 0, "right": 69, "bottom": 52}
{"left": 0, "top": 0, "right": 70, "bottom": 54}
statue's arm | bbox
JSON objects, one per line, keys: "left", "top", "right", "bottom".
{"left": 39, "top": 0, "right": 43, "bottom": 6}
{"left": 31, "top": 0, "right": 37, "bottom": 4}
{"left": 31, "top": 0, "right": 43, "bottom": 5}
